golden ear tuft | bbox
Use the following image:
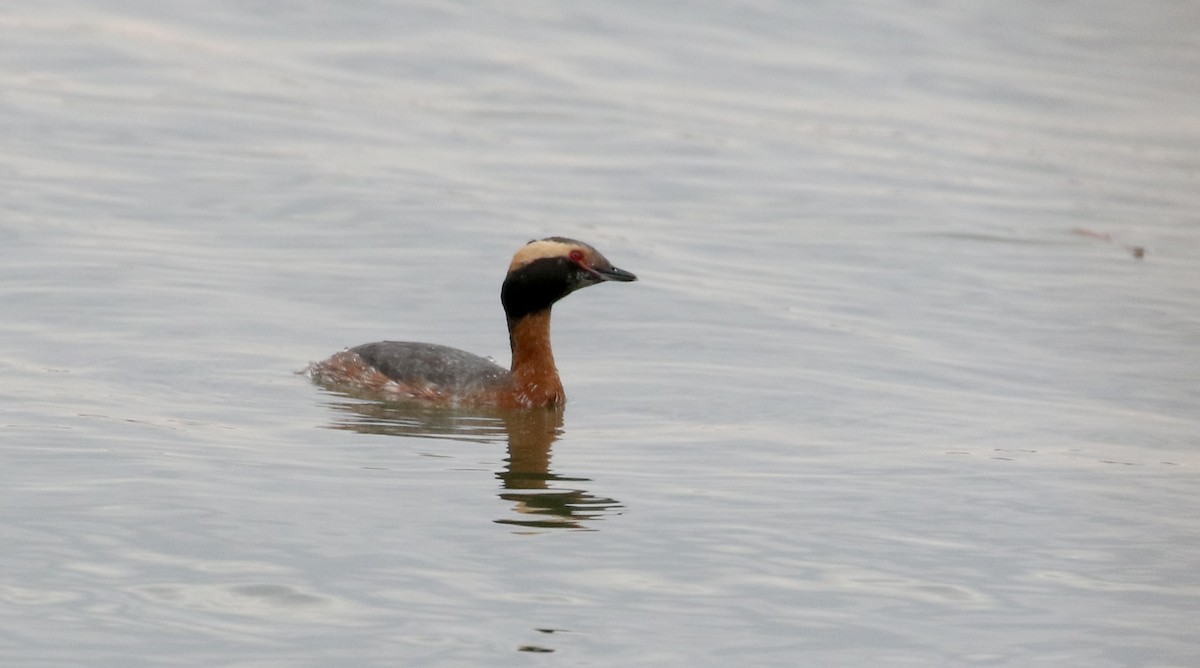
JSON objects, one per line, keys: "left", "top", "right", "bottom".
{"left": 508, "top": 238, "right": 579, "bottom": 273}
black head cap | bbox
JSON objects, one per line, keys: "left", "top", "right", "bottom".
{"left": 500, "top": 237, "right": 636, "bottom": 321}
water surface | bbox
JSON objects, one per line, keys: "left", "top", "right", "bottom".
{"left": 2, "top": 1, "right": 1198, "bottom": 666}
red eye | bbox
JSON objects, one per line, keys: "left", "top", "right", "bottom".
{"left": 569, "top": 249, "right": 585, "bottom": 262}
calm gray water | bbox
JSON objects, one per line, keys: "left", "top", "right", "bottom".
{"left": 3, "top": 1, "right": 1199, "bottom": 666}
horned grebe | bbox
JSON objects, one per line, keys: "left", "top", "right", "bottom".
{"left": 308, "top": 237, "right": 636, "bottom": 408}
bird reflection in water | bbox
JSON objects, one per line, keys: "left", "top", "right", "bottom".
{"left": 317, "top": 397, "right": 621, "bottom": 530}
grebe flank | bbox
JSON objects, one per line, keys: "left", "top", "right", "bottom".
{"left": 308, "top": 237, "right": 637, "bottom": 408}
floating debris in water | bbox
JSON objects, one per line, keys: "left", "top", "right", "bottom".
{"left": 1071, "top": 227, "right": 1146, "bottom": 259}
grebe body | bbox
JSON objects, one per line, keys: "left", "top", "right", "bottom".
{"left": 309, "top": 237, "right": 636, "bottom": 408}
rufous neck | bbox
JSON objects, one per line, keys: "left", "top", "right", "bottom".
{"left": 507, "top": 309, "right": 562, "bottom": 390}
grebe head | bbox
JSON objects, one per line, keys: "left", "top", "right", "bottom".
{"left": 501, "top": 237, "right": 636, "bottom": 320}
